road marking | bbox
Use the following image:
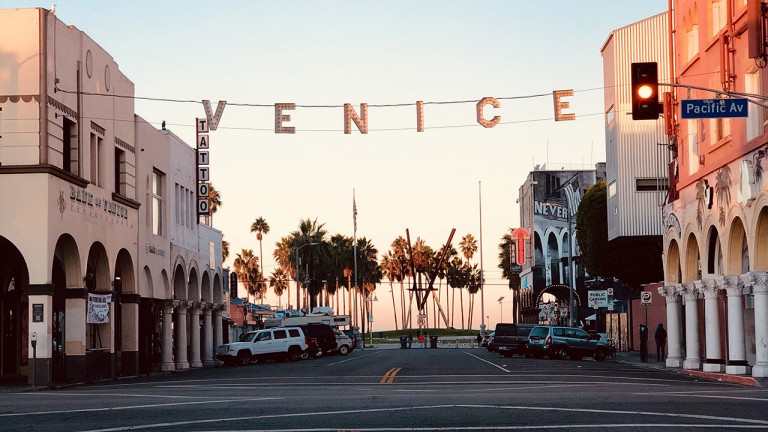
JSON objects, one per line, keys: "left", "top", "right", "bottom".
{"left": 380, "top": 367, "right": 401, "bottom": 384}
{"left": 464, "top": 351, "right": 510, "bottom": 373}
{"left": 72, "top": 403, "right": 768, "bottom": 432}
{"left": 665, "top": 393, "right": 768, "bottom": 402}
{"left": 17, "top": 392, "right": 206, "bottom": 399}
{"left": 0, "top": 397, "right": 280, "bottom": 418}
{"left": 326, "top": 350, "right": 382, "bottom": 365}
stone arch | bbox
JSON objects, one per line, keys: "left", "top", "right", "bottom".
{"left": 173, "top": 264, "right": 187, "bottom": 301}
{"left": 53, "top": 234, "right": 82, "bottom": 289}
{"left": 533, "top": 231, "right": 544, "bottom": 264}
{"left": 683, "top": 232, "right": 701, "bottom": 283}
{"left": 213, "top": 272, "right": 222, "bottom": 304}
{"left": 545, "top": 230, "right": 560, "bottom": 284}
{"left": 188, "top": 267, "right": 200, "bottom": 302}
{"left": 114, "top": 249, "right": 135, "bottom": 295}
{"left": 755, "top": 205, "right": 768, "bottom": 271}
{"left": 725, "top": 216, "right": 750, "bottom": 275}
{"left": 705, "top": 224, "right": 724, "bottom": 276}
{"left": 666, "top": 239, "right": 682, "bottom": 283}
{"left": 85, "top": 242, "right": 111, "bottom": 293}
{"left": 142, "top": 266, "right": 154, "bottom": 299}
{"left": 160, "top": 269, "right": 170, "bottom": 299}
{"left": 0, "top": 235, "right": 30, "bottom": 378}
{"left": 201, "top": 269, "right": 212, "bottom": 303}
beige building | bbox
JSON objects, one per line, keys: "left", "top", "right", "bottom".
{"left": 0, "top": 8, "right": 223, "bottom": 385}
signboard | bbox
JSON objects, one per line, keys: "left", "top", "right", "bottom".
{"left": 607, "top": 288, "right": 614, "bottom": 297}
{"left": 588, "top": 290, "right": 608, "bottom": 309}
{"left": 86, "top": 293, "right": 112, "bottom": 324}
{"left": 417, "top": 313, "right": 426, "bottom": 326}
{"left": 681, "top": 98, "right": 748, "bottom": 119}
{"left": 641, "top": 291, "right": 652, "bottom": 307}
{"left": 32, "top": 304, "right": 44, "bottom": 322}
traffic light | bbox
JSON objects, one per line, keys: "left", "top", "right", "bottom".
{"left": 631, "top": 62, "right": 660, "bottom": 120}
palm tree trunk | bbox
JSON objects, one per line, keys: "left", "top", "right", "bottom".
{"left": 390, "top": 282, "right": 398, "bottom": 331}
{"left": 460, "top": 289, "right": 465, "bottom": 329}
{"left": 400, "top": 280, "right": 406, "bottom": 330}
{"left": 451, "top": 287, "right": 455, "bottom": 328}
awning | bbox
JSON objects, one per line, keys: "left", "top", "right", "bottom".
{"left": 584, "top": 314, "right": 597, "bottom": 321}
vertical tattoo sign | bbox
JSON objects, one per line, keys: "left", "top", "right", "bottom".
{"left": 197, "top": 118, "right": 210, "bottom": 217}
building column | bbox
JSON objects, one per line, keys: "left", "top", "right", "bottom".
{"left": 213, "top": 305, "right": 224, "bottom": 354}
{"left": 189, "top": 303, "right": 202, "bottom": 368}
{"left": 202, "top": 304, "right": 214, "bottom": 367}
{"left": 725, "top": 275, "right": 750, "bottom": 375}
{"left": 751, "top": 272, "right": 768, "bottom": 377}
{"left": 27, "top": 291, "right": 53, "bottom": 386}
{"left": 175, "top": 302, "right": 189, "bottom": 370}
{"left": 161, "top": 301, "right": 175, "bottom": 372}
{"left": 658, "top": 285, "right": 683, "bottom": 368}
{"left": 64, "top": 293, "right": 87, "bottom": 383}
{"left": 681, "top": 282, "right": 701, "bottom": 370}
{"left": 120, "top": 295, "right": 140, "bottom": 377}
{"left": 701, "top": 279, "right": 724, "bottom": 372}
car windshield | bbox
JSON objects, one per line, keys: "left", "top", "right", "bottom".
{"left": 529, "top": 327, "right": 549, "bottom": 338}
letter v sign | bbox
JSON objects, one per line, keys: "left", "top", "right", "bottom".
{"left": 202, "top": 100, "right": 227, "bottom": 131}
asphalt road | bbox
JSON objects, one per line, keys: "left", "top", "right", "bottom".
{"left": 2, "top": 347, "right": 768, "bottom": 431}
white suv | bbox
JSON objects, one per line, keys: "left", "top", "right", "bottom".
{"left": 216, "top": 327, "right": 307, "bottom": 366}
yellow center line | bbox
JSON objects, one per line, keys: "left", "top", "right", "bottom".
{"left": 379, "top": 367, "right": 402, "bottom": 384}
{"left": 386, "top": 367, "right": 402, "bottom": 384}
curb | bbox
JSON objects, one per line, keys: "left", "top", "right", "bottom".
{"left": 681, "top": 369, "right": 763, "bottom": 387}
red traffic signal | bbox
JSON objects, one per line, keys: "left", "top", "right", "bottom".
{"left": 631, "top": 62, "right": 660, "bottom": 120}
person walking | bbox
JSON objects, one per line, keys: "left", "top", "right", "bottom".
{"left": 654, "top": 323, "right": 667, "bottom": 362}
{"left": 639, "top": 324, "right": 648, "bottom": 363}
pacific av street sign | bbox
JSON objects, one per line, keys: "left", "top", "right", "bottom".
{"left": 681, "top": 98, "right": 748, "bottom": 119}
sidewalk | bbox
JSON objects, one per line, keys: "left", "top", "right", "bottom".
{"left": 613, "top": 350, "right": 766, "bottom": 387}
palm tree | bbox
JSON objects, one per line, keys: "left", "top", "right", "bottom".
{"left": 498, "top": 229, "right": 520, "bottom": 321}
{"left": 207, "top": 184, "right": 222, "bottom": 225}
{"left": 233, "top": 249, "right": 259, "bottom": 303}
{"left": 273, "top": 236, "right": 295, "bottom": 309}
{"left": 466, "top": 263, "right": 481, "bottom": 328}
{"left": 391, "top": 236, "right": 410, "bottom": 329}
{"left": 291, "top": 218, "right": 329, "bottom": 310}
{"left": 355, "top": 237, "right": 381, "bottom": 336}
{"left": 222, "top": 238, "right": 230, "bottom": 263}
{"left": 251, "top": 217, "right": 270, "bottom": 301}
{"left": 380, "top": 251, "right": 400, "bottom": 331}
{"left": 269, "top": 268, "right": 289, "bottom": 309}
{"left": 328, "top": 234, "right": 353, "bottom": 314}
{"left": 446, "top": 256, "right": 467, "bottom": 328}
{"left": 459, "top": 234, "right": 478, "bottom": 328}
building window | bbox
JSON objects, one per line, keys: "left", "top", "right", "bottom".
{"left": 635, "top": 178, "right": 669, "bottom": 192}
{"left": 687, "top": 23, "right": 699, "bottom": 63}
{"left": 687, "top": 120, "right": 699, "bottom": 175}
{"left": 89, "top": 132, "right": 103, "bottom": 186}
{"left": 608, "top": 180, "right": 617, "bottom": 198}
{"left": 746, "top": 70, "right": 766, "bottom": 141}
{"left": 114, "top": 148, "right": 126, "bottom": 195}
{"left": 711, "top": 0, "right": 726, "bottom": 37}
{"left": 62, "top": 117, "right": 77, "bottom": 174}
{"left": 152, "top": 170, "right": 164, "bottom": 235}
{"left": 605, "top": 105, "right": 615, "bottom": 126}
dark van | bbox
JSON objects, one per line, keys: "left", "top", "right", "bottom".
{"left": 299, "top": 324, "right": 337, "bottom": 354}
{"left": 493, "top": 323, "right": 536, "bottom": 357}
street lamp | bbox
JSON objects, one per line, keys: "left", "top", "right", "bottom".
{"left": 294, "top": 242, "right": 318, "bottom": 313}
{"left": 497, "top": 296, "right": 505, "bottom": 324}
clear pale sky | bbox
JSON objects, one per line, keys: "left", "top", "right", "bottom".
{"left": 14, "top": 1, "right": 668, "bottom": 330}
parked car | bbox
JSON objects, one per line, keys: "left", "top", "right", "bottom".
{"left": 493, "top": 323, "right": 536, "bottom": 357}
{"left": 216, "top": 327, "right": 307, "bottom": 366}
{"left": 526, "top": 325, "right": 612, "bottom": 361}
{"left": 333, "top": 328, "right": 353, "bottom": 355}
{"left": 342, "top": 329, "right": 358, "bottom": 348}
{"left": 299, "top": 324, "right": 338, "bottom": 354}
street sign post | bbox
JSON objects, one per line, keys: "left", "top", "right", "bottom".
{"left": 640, "top": 292, "right": 652, "bottom": 306}
{"left": 681, "top": 98, "right": 748, "bottom": 119}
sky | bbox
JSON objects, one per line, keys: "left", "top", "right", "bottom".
{"left": 14, "top": 0, "right": 668, "bottom": 331}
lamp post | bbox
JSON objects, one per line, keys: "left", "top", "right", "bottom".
{"left": 497, "top": 296, "right": 505, "bottom": 324}
{"left": 294, "top": 242, "right": 318, "bottom": 313}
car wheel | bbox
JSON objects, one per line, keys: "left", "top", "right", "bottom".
{"left": 339, "top": 345, "right": 349, "bottom": 356}
{"left": 554, "top": 348, "right": 569, "bottom": 360}
{"left": 288, "top": 347, "right": 302, "bottom": 362}
{"left": 300, "top": 350, "right": 309, "bottom": 360}
{"left": 237, "top": 351, "right": 251, "bottom": 366}
{"left": 594, "top": 350, "right": 607, "bottom": 362}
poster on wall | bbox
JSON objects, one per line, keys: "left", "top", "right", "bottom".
{"left": 86, "top": 293, "right": 112, "bottom": 324}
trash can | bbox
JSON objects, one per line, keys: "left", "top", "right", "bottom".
{"left": 429, "top": 335, "right": 438, "bottom": 349}
{"left": 399, "top": 336, "right": 408, "bottom": 349}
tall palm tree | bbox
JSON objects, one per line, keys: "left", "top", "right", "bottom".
{"left": 459, "top": 234, "right": 478, "bottom": 328}
{"left": 251, "top": 217, "right": 270, "bottom": 301}
{"left": 206, "top": 184, "right": 222, "bottom": 225}
{"left": 380, "top": 251, "right": 400, "bottom": 331}
{"left": 391, "top": 236, "right": 410, "bottom": 329}
{"left": 354, "top": 237, "right": 381, "bottom": 336}
{"left": 269, "top": 268, "right": 289, "bottom": 309}
{"left": 233, "top": 249, "right": 259, "bottom": 303}
{"left": 222, "top": 238, "right": 230, "bottom": 263}
{"left": 466, "top": 263, "right": 481, "bottom": 328}
{"left": 498, "top": 229, "right": 520, "bottom": 321}
{"left": 446, "top": 256, "right": 467, "bottom": 329}
{"left": 328, "top": 234, "right": 353, "bottom": 314}
{"left": 273, "top": 236, "right": 295, "bottom": 309}
{"left": 291, "top": 218, "right": 329, "bottom": 310}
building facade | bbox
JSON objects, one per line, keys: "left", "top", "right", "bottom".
{"left": 657, "top": 0, "right": 768, "bottom": 377}
{"left": 0, "top": 8, "right": 224, "bottom": 385}
{"left": 515, "top": 164, "right": 606, "bottom": 324}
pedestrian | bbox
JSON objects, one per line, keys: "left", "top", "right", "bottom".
{"left": 654, "top": 323, "right": 667, "bottom": 362}
{"left": 407, "top": 333, "right": 413, "bottom": 349}
{"left": 418, "top": 333, "right": 425, "bottom": 348}
{"left": 639, "top": 324, "right": 648, "bottom": 363}
{"left": 476, "top": 333, "right": 482, "bottom": 347}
